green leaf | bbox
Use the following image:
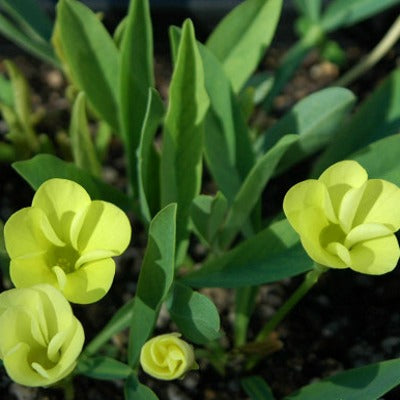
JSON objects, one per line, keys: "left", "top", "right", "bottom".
{"left": 190, "top": 192, "right": 228, "bottom": 246}
{"left": 313, "top": 69, "right": 400, "bottom": 175}
{"left": 294, "top": 0, "right": 322, "bottom": 21}
{"left": 256, "top": 87, "right": 356, "bottom": 172}
{"left": 174, "top": 25, "right": 255, "bottom": 203}
{"left": 285, "top": 358, "right": 400, "bottom": 400}
{"left": 137, "top": 88, "right": 164, "bottom": 223}
{"left": 221, "top": 135, "right": 298, "bottom": 248}
{"left": 166, "top": 282, "right": 220, "bottom": 344}
{"left": 206, "top": 0, "right": 282, "bottom": 93}
{"left": 0, "top": 0, "right": 53, "bottom": 41}
{"left": 56, "top": 0, "right": 120, "bottom": 132}
{"left": 12, "top": 154, "right": 132, "bottom": 211}
{"left": 119, "top": 0, "right": 154, "bottom": 195}
{"left": 241, "top": 376, "right": 275, "bottom": 400}
{"left": 69, "top": 92, "right": 101, "bottom": 176}
{"left": 182, "top": 219, "right": 312, "bottom": 288}
{"left": 321, "top": 0, "right": 400, "bottom": 32}
{"left": 124, "top": 374, "right": 159, "bottom": 400}
{"left": 128, "top": 204, "right": 176, "bottom": 366}
{"left": 77, "top": 357, "right": 132, "bottom": 380}
{"left": 160, "top": 20, "right": 209, "bottom": 262}
{"left": 0, "top": 73, "right": 13, "bottom": 107}
{"left": 351, "top": 134, "right": 400, "bottom": 185}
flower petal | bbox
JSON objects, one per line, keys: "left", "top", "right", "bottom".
{"left": 352, "top": 179, "right": 400, "bottom": 231}
{"left": 4, "top": 208, "right": 62, "bottom": 259}
{"left": 10, "top": 256, "right": 57, "bottom": 289}
{"left": 62, "top": 258, "right": 116, "bottom": 304}
{"left": 349, "top": 234, "right": 400, "bottom": 275}
{"left": 73, "top": 200, "right": 131, "bottom": 255}
{"left": 318, "top": 160, "right": 368, "bottom": 189}
{"left": 32, "top": 179, "right": 91, "bottom": 241}
{"left": 345, "top": 223, "right": 393, "bottom": 248}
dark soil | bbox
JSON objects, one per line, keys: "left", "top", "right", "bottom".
{"left": 1, "top": 6, "right": 400, "bottom": 400}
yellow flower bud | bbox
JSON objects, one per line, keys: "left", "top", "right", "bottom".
{"left": 283, "top": 160, "right": 400, "bottom": 275}
{"left": 0, "top": 284, "right": 84, "bottom": 387}
{"left": 140, "top": 333, "right": 198, "bottom": 380}
{"left": 4, "top": 179, "right": 132, "bottom": 304}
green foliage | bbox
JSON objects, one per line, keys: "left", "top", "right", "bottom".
{"left": 206, "top": 0, "right": 283, "bottom": 93}
{"left": 56, "top": 0, "right": 120, "bottom": 132}
{"left": 285, "top": 358, "right": 400, "bottom": 400}
{"left": 182, "top": 219, "right": 312, "bottom": 288}
{"left": 166, "top": 282, "right": 221, "bottom": 344}
{"left": 77, "top": 357, "right": 133, "bottom": 380}
{"left": 160, "top": 20, "right": 209, "bottom": 262}
{"left": 124, "top": 374, "right": 159, "bottom": 400}
{"left": 241, "top": 376, "right": 276, "bottom": 400}
{"left": 128, "top": 204, "right": 176, "bottom": 366}
{"left": 12, "top": 154, "right": 131, "bottom": 211}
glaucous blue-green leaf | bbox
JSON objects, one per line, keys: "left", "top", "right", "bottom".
{"left": 221, "top": 135, "right": 298, "bottom": 248}
{"left": 137, "top": 88, "right": 164, "bottom": 223}
{"left": 256, "top": 87, "right": 356, "bottom": 172}
{"left": 351, "top": 134, "right": 400, "bottom": 185}
{"left": 69, "top": 92, "right": 101, "bottom": 176}
{"left": 119, "top": 0, "right": 154, "bottom": 195}
{"left": 190, "top": 192, "right": 227, "bottom": 246}
{"left": 12, "top": 154, "right": 131, "bottom": 211}
{"left": 285, "top": 358, "right": 400, "bottom": 400}
{"left": 321, "top": 0, "right": 400, "bottom": 32}
{"left": 241, "top": 376, "right": 276, "bottom": 400}
{"left": 160, "top": 20, "right": 209, "bottom": 262}
{"left": 77, "top": 357, "right": 133, "bottom": 380}
{"left": 56, "top": 0, "right": 120, "bottom": 132}
{"left": 313, "top": 69, "right": 400, "bottom": 175}
{"left": 206, "top": 0, "right": 282, "bottom": 93}
{"left": 125, "top": 374, "right": 159, "bottom": 400}
{"left": 128, "top": 204, "right": 176, "bottom": 366}
{"left": 182, "top": 219, "right": 312, "bottom": 288}
{"left": 169, "top": 26, "right": 255, "bottom": 203}
{"left": 166, "top": 282, "right": 220, "bottom": 344}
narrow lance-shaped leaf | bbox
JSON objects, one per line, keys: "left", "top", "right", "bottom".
{"left": 166, "top": 282, "right": 220, "bottom": 344}
{"left": 69, "top": 92, "right": 101, "bottom": 176}
{"left": 313, "top": 69, "right": 400, "bottom": 175}
{"left": 294, "top": 0, "right": 322, "bottom": 21}
{"left": 321, "top": 0, "right": 400, "bottom": 32}
{"left": 125, "top": 374, "right": 159, "bottom": 400}
{"left": 182, "top": 219, "right": 313, "bottom": 288}
{"left": 241, "top": 376, "right": 276, "bottom": 400}
{"left": 160, "top": 20, "right": 209, "bottom": 263}
{"left": 56, "top": 0, "right": 120, "bottom": 132}
{"left": 13, "top": 154, "right": 132, "bottom": 211}
{"left": 137, "top": 88, "right": 164, "bottom": 223}
{"left": 284, "top": 357, "right": 400, "bottom": 400}
{"left": 128, "top": 204, "right": 176, "bottom": 367}
{"left": 255, "top": 87, "right": 356, "bottom": 172}
{"left": 220, "top": 135, "right": 298, "bottom": 248}
{"left": 77, "top": 357, "right": 133, "bottom": 380}
{"left": 119, "top": 0, "right": 154, "bottom": 195}
{"left": 206, "top": 0, "right": 283, "bottom": 93}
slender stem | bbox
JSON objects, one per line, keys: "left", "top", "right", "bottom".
{"left": 334, "top": 15, "right": 400, "bottom": 87}
{"left": 255, "top": 265, "right": 326, "bottom": 343}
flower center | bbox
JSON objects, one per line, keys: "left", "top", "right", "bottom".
{"left": 47, "top": 245, "right": 80, "bottom": 274}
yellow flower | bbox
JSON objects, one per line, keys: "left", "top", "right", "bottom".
{"left": 140, "top": 333, "right": 198, "bottom": 380}
{"left": 0, "top": 284, "right": 84, "bottom": 387}
{"left": 4, "top": 178, "right": 131, "bottom": 304}
{"left": 283, "top": 160, "right": 400, "bottom": 275}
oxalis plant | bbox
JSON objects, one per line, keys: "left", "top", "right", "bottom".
{"left": 1, "top": 0, "right": 400, "bottom": 399}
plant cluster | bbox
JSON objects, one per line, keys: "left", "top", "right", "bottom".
{"left": 0, "top": 0, "right": 400, "bottom": 399}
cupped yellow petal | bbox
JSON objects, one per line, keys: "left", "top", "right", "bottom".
{"left": 349, "top": 234, "right": 400, "bottom": 275}
{"left": 318, "top": 160, "right": 368, "bottom": 189}
{"left": 351, "top": 179, "right": 400, "bottom": 231}
{"left": 72, "top": 200, "right": 131, "bottom": 255}
{"left": 344, "top": 223, "right": 393, "bottom": 248}
{"left": 140, "top": 333, "right": 196, "bottom": 380}
{"left": 32, "top": 179, "right": 91, "bottom": 241}
{"left": 4, "top": 208, "right": 61, "bottom": 259}
{"left": 62, "top": 258, "right": 115, "bottom": 304}
{"left": 10, "top": 257, "right": 57, "bottom": 289}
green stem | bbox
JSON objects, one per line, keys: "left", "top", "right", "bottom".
{"left": 255, "top": 265, "right": 326, "bottom": 343}
{"left": 333, "top": 14, "right": 400, "bottom": 87}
